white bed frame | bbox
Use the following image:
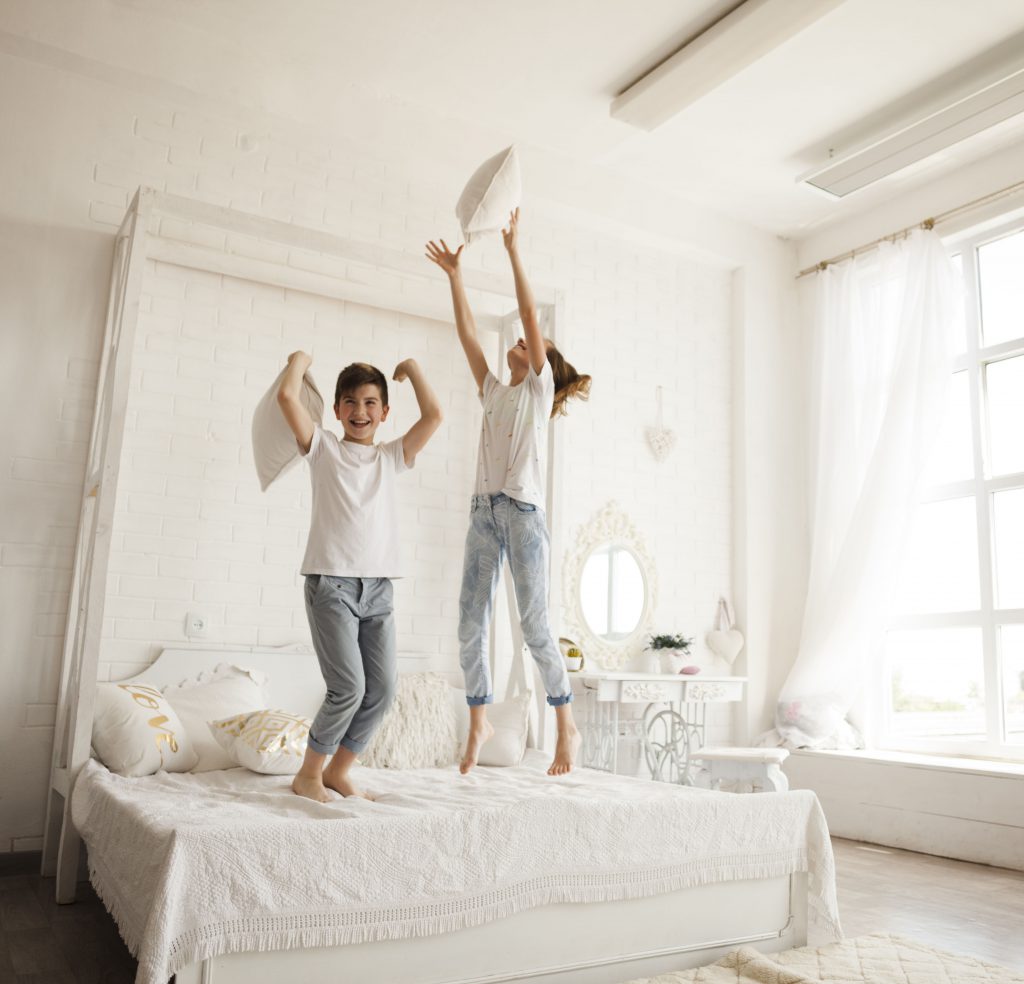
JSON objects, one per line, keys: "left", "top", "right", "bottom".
{"left": 117, "top": 646, "right": 806, "bottom": 984}
{"left": 40, "top": 191, "right": 810, "bottom": 982}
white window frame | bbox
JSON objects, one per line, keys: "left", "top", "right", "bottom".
{"left": 879, "top": 213, "right": 1024, "bottom": 761}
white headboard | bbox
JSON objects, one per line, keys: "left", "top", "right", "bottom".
{"left": 122, "top": 645, "right": 436, "bottom": 721}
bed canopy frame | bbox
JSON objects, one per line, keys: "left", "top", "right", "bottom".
{"left": 41, "top": 187, "right": 567, "bottom": 903}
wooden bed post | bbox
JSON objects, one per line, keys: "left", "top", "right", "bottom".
{"left": 42, "top": 189, "right": 154, "bottom": 902}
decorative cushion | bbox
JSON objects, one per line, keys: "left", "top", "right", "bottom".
{"left": 455, "top": 145, "right": 522, "bottom": 243}
{"left": 162, "top": 664, "right": 268, "bottom": 772}
{"left": 477, "top": 692, "right": 531, "bottom": 767}
{"left": 361, "top": 672, "right": 460, "bottom": 769}
{"left": 251, "top": 364, "right": 324, "bottom": 491}
{"left": 91, "top": 681, "right": 198, "bottom": 777}
{"left": 209, "top": 709, "right": 311, "bottom": 775}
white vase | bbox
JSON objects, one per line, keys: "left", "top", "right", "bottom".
{"left": 642, "top": 650, "right": 662, "bottom": 674}
{"left": 660, "top": 650, "right": 687, "bottom": 674}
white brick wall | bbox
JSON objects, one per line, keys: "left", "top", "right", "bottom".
{"left": 0, "top": 54, "right": 736, "bottom": 851}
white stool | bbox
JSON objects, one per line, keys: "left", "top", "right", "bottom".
{"left": 690, "top": 747, "right": 790, "bottom": 793}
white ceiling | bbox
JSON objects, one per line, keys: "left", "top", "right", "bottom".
{"left": 4, "top": 0, "right": 1024, "bottom": 239}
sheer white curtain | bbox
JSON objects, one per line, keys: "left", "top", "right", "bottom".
{"left": 774, "top": 230, "right": 959, "bottom": 748}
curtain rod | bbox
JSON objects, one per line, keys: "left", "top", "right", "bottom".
{"left": 795, "top": 177, "right": 1024, "bottom": 280}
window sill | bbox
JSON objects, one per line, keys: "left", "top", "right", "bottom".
{"left": 789, "top": 747, "right": 1024, "bottom": 779}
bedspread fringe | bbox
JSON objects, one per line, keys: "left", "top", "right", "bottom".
{"left": 157, "top": 850, "right": 839, "bottom": 984}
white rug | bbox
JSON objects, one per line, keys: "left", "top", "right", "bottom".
{"left": 625, "top": 934, "right": 1024, "bottom": 983}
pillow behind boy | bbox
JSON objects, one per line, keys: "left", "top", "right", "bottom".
{"left": 252, "top": 364, "right": 324, "bottom": 491}
{"left": 361, "top": 672, "right": 460, "bottom": 769}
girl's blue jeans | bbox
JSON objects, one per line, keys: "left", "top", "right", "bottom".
{"left": 458, "top": 493, "right": 573, "bottom": 707}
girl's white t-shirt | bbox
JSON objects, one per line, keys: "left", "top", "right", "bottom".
{"left": 300, "top": 425, "right": 410, "bottom": 577}
{"left": 474, "top": 361, "right": 553, "bottom": 509}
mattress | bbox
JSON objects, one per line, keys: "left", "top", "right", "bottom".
{"left": 71, "top": 751, "right": 841, "bottom": 984}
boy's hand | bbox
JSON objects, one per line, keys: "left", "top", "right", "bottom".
{"left": 392, "top": 358, "right": 417, "bottom": 383}
{"left": 425, "top": 239, "right": 464, "bottom": 277}
{"left": 501, "top": 207, "right": 520, "bottom": 253}
{"left": 287, "top": 350, "right": 312, "bottom": 369}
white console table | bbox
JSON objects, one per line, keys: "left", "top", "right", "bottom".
{"left": 572, "top": 671, "right": 747, "bottom": 784}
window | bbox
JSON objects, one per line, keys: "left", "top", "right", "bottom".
{"left": 882, "top": 219, "right": 1024, "bottom": 760}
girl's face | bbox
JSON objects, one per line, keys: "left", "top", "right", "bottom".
{"left": 506, "top": 337, "right": 553, "bottom": 373}
{"left": 506, "top": 337, "right": 530, "bottom": 373}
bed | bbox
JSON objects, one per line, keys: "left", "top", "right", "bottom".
{"left": 71, "top": 647, "right": 841, "bottom": 984}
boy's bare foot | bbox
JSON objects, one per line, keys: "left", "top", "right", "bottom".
{"left": 291, "top": 774, "right": 332, "bottom": 803}
{"left": 322, "top": 767, "right": 373, "bottom": 800}
{"left": 547, "top": 727, "right": 581, "bottom": 776}
{"left": 460, "top": 719, "right": 495, "bottom": 774}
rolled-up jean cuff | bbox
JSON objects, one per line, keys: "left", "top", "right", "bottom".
{"left": 466, "top": 694, "right": 494, "bottom": 706}
{"left": 306, "top": 734, "right": 338, "bottom": 756}
{"left": 546, "top": 693, "right": 573, "bottom": 707}
{"left": 339, "top": 735, "right": 369, "bottom": 755}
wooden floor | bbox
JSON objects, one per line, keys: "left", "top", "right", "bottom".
{"left": 0, "top": 838, "right": 1022, "bottom": 982}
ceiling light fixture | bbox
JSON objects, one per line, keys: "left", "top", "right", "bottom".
{"left": 611, "top": 0, "right": 846, "bottom": 131}
{"left": 801, "top": 64, "right": 1024, "bottom": 197}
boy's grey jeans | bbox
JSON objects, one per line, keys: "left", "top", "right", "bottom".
{"left": 458, "top": 493, "right": 573, "bottom": 707}
{"left": 304, "top": 574, "right": 396, "bottom": 756}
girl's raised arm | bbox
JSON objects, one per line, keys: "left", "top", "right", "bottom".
{"left": 426, "top": 239, "right": 489, "bottom": 392}
{"left": 502, "top": 209, "right": 545, "bottom": 376}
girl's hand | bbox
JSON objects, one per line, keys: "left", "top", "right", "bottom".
{"left": 425, "top": 239, "right": 464, "bottom": 276}
{"left": 501, "top": 207, "right": 520, "bottom": 252}
{"left": 392, "top": 358, "right": 417, "bottom": 383}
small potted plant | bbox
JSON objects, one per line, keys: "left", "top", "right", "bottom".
{"left": 647, "top": 633, "right": 695, "bottom": 674}
{"left": 564, "top": 646, "right": 584, "bottom": 672}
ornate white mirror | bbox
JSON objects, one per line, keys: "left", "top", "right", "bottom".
{"left": 562, "top": 502, "right": 657, "bottom": 669}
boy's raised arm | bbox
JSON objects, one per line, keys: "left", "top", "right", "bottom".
{"left": 276, "top": 351, "right": 316, "bottom": 454}
{"left": 393, "top": 358, "right": 442, "bottom": 468}
{"left": 502, "top": 208, "right": 545, "bottom": 376}
{"left": 425, "top": 239, "right": 489, "bottom": 393}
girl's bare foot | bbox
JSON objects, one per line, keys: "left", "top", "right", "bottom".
{"left": 460, "top": 719, "right": 495, "bottom": 774}
{"left": 291, "top": 774, "right": 332, "bottom": 802}
{"left": 547, "top": 727, "right": 581, "bottom": 776}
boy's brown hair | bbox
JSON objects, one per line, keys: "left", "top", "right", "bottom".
{"left": 334, "top": 362, "right": 388, "bottom": 408}
{"left": 546, "top": 344, "right": 591, "bottom": 418}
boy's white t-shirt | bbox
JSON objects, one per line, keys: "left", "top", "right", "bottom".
{"left": 474, "top": 361, "right": 554, "bottom": 510}
{"left": 300, "top": 425, "right": 411, "bottom": 577}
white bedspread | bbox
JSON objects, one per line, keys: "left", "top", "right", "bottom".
{"left": 71, "top": 752, "right": 841, "bottom": 984}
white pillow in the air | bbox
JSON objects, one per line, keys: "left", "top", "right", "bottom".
{"left": 455, "top": 145, "right": 522, "bottom": 243}
{"left": 252, "top": 365, "right": 324, "bottom": 491}
{"left": 92, "top": 681, "right": 198, "bottom": 777}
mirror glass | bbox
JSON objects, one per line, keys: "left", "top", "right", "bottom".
{"left": 579, "top": 544, "right": 645, "bottom": 642}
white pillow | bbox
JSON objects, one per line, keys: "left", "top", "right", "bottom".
{"left": 162, "top": 664, "right": 267, "bottom": 772}
{"left": 477, "top": 692, "right": 531, "bottom": 768}
{"left": 209, "top": 709, "right": 311, "bottom": 775}
{"left": 92, "top": 681, "right": 198, "bottom": 777}
{"left": 361, "top": 672, "right": 460, "bottom": 769}
{"left": 251, "top": 364, "right": 324, "bottom": 491}
{"left": 455, "top": 145, "right": 522, "bottom": 243}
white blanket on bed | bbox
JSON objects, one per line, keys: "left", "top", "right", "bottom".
{"left": 71, "top": 752, "right": 841, "bottom": 984}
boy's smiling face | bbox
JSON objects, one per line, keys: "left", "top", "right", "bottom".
{"left": 334, "top": 383, "right": 388, "bottom": 444}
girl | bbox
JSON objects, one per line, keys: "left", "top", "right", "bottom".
{"left": 426, "top": 209, "right": 591, "bottom": 776}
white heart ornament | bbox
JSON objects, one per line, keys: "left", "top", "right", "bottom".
{"left": 646, "top": 426, "right": 676, "bottom": 462}
{"left": 706, "top": 628, "right": 744, "bottom": 665}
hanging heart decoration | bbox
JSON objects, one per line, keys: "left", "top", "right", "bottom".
{"left": 706, "top": 597, "right": 744, "bottom": 665}
{"left": 646, "top": 386, "right": 676, "bottom": 462}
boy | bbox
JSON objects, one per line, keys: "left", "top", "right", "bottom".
{"left": 277, "top": 351, "right": 442, "bottom": 801}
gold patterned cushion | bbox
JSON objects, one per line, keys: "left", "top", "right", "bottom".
{"left": 209, "top": 709, "right": 311, "bottom": 775}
